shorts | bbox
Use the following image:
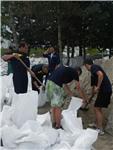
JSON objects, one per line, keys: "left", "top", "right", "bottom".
{"left": 46, "top": 80, "right": 67, "bottom": 107}
{"left": 13, "top": 75, "right": 28, "bottom": 94}
{"left": 94, "top": 90, "right": 112, "bottom": 108}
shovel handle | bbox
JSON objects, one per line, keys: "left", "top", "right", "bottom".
{"left": 17, "top": 57, "right": 43, "bottom": 86}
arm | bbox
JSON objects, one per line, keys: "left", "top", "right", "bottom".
{"left": 33, "top": 81, "right": 40, "bottom": 90}
{"left": 94, "top": 71, "right": 103, "bottom": 93}
{"left": 63, "top": 84, "right": 73, "bottom": 97}
{"left": 76, "top": 81, "right": 88, "bottom": 102}
{"left": 2, "top": 53, "right": 22, "bottom": 61}
{"left": 43, "top": 49, "right": 50, "bottom": 57}
{"left": 2, "top": 54, "right": 14, "bottom": 61}
{"left": 97, "top": 71, "right": 103, "bottom": 89}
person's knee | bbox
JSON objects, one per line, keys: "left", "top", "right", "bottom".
{"left": 94, "top": 107, "right": 102, "bottom": 112}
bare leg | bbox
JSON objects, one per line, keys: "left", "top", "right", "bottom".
{"left": 51, "top": 107, "right": 56, "bottom": 125}
{"left": 54, "top": 107, "right": 62, "bottom": 128}
{"left": 94, "top": 107, "right": 103, "bottom": 129}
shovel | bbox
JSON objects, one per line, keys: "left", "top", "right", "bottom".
{"left": 80, "top": 94, "right": 95, "bottom": 111}
{"left": 15, "top": 54, "right": 44, "bottom": 87}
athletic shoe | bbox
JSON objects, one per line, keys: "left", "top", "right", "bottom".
{"left": 96, "top": 128, "right": 105, "bottom": 135}
{"left": 88, "top": 123, "right": 97, "bottom": 128}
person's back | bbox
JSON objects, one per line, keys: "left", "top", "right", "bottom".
{"left": 31, "top": 64, "right": 48, "bottom": 93}
{"left": 49, "top": 65, "right": 79, "bottom": 87}
{"left": 91, "top": 64, "right": 112, "bottom": 93}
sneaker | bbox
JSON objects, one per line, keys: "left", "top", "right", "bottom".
{"left": 96, "top": 128, "right": 104, "bottom": 135}
{"left": 88, "top": 123, "right": 97, "bottom": 128}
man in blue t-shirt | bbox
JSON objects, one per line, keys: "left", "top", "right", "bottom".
{"left": 43, "top": 46, "right": 60, "bottom": 75}
{"left": 46, "top": 65, "right": 87, "bottom": 129}
{"left": 84, "top": 58, "right": 112, "bottom": 135}
{"left": 31, "top": 64, "right": 48, "bottom": 93}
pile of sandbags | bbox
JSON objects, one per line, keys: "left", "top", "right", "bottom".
{"left": 0, "top": 95, "right": 98, "bottom": 150}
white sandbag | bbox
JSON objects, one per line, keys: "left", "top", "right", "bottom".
{"left": 72, "top": 128, "right": 98, "bottom": 150}
{"left": 38, "top": 87, "right": 47, "bottom": 107}
{"left": 58, "top": 129, "right": 82, "bottom": 146}
{"left": 68, "top": 97, "right": 83, "bottom": 111}
{"left": 0, "top": 76, "right": 8, "bottom": 110}
{"left": 16, "top": 127, "right": 58, "bottom": 149}
{"left": 20, "top": 120, "right": 43, "bottom": 133}
{"left": 0, "top": 147, "right": 12, "bottom": 150}
{"left": 16, "top": 142, "right": 42, "bottom": 150}
{"left": 36, "top": 112, "right": 52, "bottom": 127}
{"left": 27, "top": 72, "right": 32, "bottom": 92}
{"left": 49, "top": 141, "right": 71, "bottom": 150}
{"left": 11, "top": 91, "right": 38, "bottom": 128}
{"left": 2, "top": 125, "right": 29, "bottom": 149}
{"left": 61, "top": 110, "right": 83, "bottom": 133}
{"left": 0, "top": 105, "right": 13, "bottom": 127}
{"left": 0, "top": 74, "right": 14, "bottom": 110}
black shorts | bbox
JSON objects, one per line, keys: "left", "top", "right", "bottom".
{"left": 13, "top": 75, "right": 28, "bottom": 94}
{"left": 94, "top": 90, "right": 112, "bottom": 108}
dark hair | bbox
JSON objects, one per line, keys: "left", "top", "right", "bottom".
{"left": 19, "top": 41, "right": 27, "bottom": 48}
{"left": 84, "top": 58, "right": 93, "bottom": 65}
{"left": 74, "top": 66, "right": 82, "bottom": 76}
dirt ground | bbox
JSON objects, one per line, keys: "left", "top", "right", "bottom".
{"left": 38, "top": 100, "right": 113, "bottom": 150}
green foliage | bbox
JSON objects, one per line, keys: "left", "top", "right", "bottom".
{"left": 1, "top": 1, "right": 113, "bottom": 57}
{"left": 29, "top": 48, "right": 45, "bottom": 57}
{"left": 86, "top": 48, "right": 100, "bottom": 56}
{"left": 1, "top": 48, "right": 6, "bottom": 56}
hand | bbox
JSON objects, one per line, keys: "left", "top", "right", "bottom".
{"left": 68, "top": 92, "right": 74, "bottom": 97}
{"left": 42, "top": 85, "right": 46, "bottom": 91}
{"left": 29, "top": 70, "right": 36, "bottom": 78}
{"left": 94, "top": 86, "right": 99, "bottom": 94}
{"left": 13, "top": 53, "right": 22, "bottom": 59}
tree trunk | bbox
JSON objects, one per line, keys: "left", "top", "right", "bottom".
{"left": 57, "top": 2, "right": 63, "bottom": 64}
{"left": 109, "top": 47, "right": 112, "bottom": 59}
{"left": 79, "top": 45, "right": 82, "bottom": 56}
{"left": 66, "top": 45, "right": 70, "bottom": 65}
{"left": 9, "top": 2, "right": 18, "bottom": 49}
{"left": 71, "top": 44, "right": 75, "bottom": 58}
{"left": 83, "top": 46, "right": 86, "bottom": 60}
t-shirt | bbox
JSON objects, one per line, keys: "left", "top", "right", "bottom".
{"left": 49, "top": 65, "right": 79, "bottom": 87}
{"left": 43, "top": 52, "right": 60, "bottom": 73}
{"left": 11, "top": 53, "right": 30, "bottom": 77}
{"left": 91, "top": 64, "right": 112, "bottom": 92}
{"left": 31, "top": 64, "right": 45, "bottom": 84}
{"left": 10, "top": 53, "right": 30, "bottom": 93}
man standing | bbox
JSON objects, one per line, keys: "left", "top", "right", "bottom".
{"left": 46, "top": 65, "right": 87, "bottom": 129}
{"left": 84, "top": 58, "right": 112, "bottom": 135}
{"left": 31, "top": 64, "right": 48, "bottom": 93}
{"left": 43, "top": 46, "right": 60, "bottom": 75}
{"left": 2, "top": 41, "right": 30, "bottom": 94}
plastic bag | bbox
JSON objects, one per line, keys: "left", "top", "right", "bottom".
{"left": 11, "top": 91, "right": 38, "bottom": 128}
{"left": 2, "top": 125, "right": 28, "bottom": 149}
{"left": 72, "top": 128, "right": 98, "bottom": 150}
{"left": 38, "top": 87, "right": 47, "bottom": 107}
{"left": 61, "top": 110, "right": 83, "bottom": 133}
{"left": 36, "top": 112, "right": 52, "bottom": 127}
{"left": 68, "top": 97, "right": 83, "bottom": 111}
{"left": 16, "top": 127, "right": 58, "bottom": 149}
{"left": 0, "top": 105, "right": 13, "bottom": 127}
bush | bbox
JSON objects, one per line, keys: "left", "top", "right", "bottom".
{"left": 29, "top": 48, "right": 45, "bottom": 57}
{"left": 86, "top": 48, "right": 100, "bottom": 56}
